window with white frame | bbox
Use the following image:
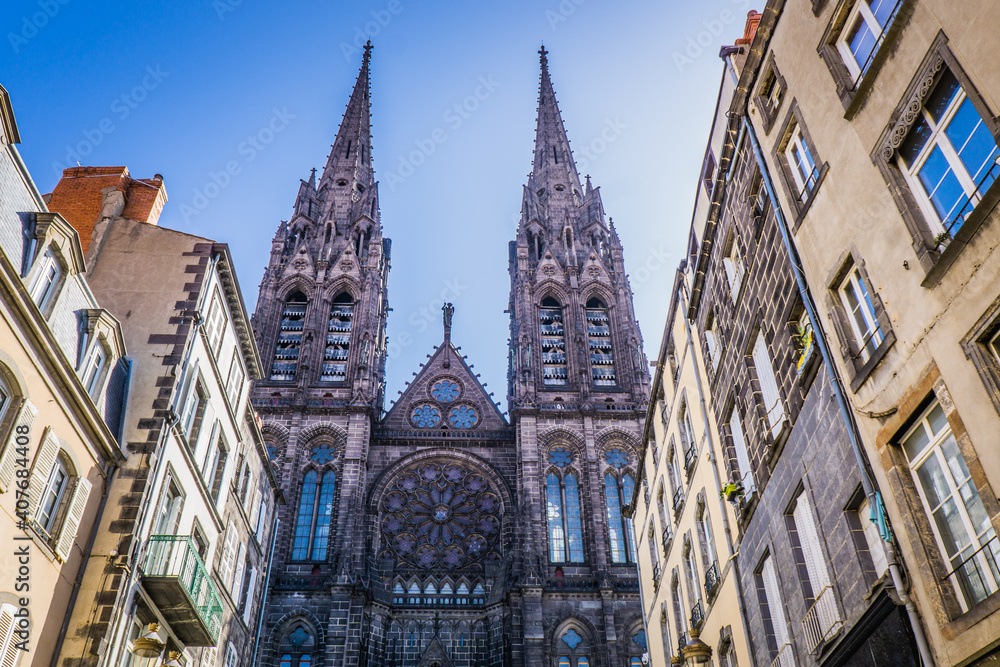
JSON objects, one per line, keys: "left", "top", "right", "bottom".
{"left": 705, "top": 313, "right": 720, "bottom": 372}
{"left": 857, "top": 497, "right": 889, "bottom": 577}
{"left": 751, "top": 333, "right": 785, "bottom": 437}
{"left": 36, "top": 457, "right": 69, "bottom": 534}
{"left": 203, "top": 288, "right": 227, "bottom": 358}
{"left": 80, "top": 341, "right": 109, "bottom": 399}
{"left": 791, "top": 492, "right": 841, "bottom": 649}
{"left": 152, "top": 478, "right": 183, "bottom": 535}
{"left": 722, "top": 233, "right": 745, "bottom": 301}
{"left": 897, "top": 67, "right": 1000, "bottom": 241}
{"left": 759, "top": 555, "right": 795, "bottom": 667}
{"left": 900, "top": 400, "right": 1000, "bottom": 610}
{"left": 201, "top": 424, "right": 228, "bottom": 502}
{"left": 784, "top": 123, "right": 819, "bottom": 203}
{"left": 27, "top": 433, "right": 91, "bottom": 560}
{"left": 225, "top": 644, "right": 239, "bottom": 667}
{"left": 729, "top": 404, "right": 755, "bottom": 496}
{"left": 837, "top": 265, "right": 884, "bottom": 364}
{"left": 836, "top": 0, "right": 900, "bottom": 81}
{"left": 29, "top": 247, "right": 62, "bottom": 313}
{"left": 0, "top": 374, "right": 11, "bottom": 427}
{"left": 225, "top": 349, "right": 244, "bottom": 409}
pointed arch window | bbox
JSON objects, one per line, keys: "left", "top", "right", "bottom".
{"left": 540, "top": 297, "right": 568, "bottom": 386}
{"left": 546, "top": 472, "right": 585, "bottom": 563}
{"left": 322, "top": 292, "right": 354, "bottom": 382}
{"left": 605, "top": 472, "right": 637, "bottom": 564}
{"left": 271, "top": 292, "right": 307, "bottom": 381}
{"left": 586, "top": 298, "right": 616, "bottom": 386}
{"left": 291, "top": 470, "right": 336, "bottom": 560}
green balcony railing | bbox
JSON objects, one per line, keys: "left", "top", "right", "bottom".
{"left": 144, "top": 535, "right": 224, "bottom": 643}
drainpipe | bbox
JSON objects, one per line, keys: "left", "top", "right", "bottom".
{"left": 250, "top": 517, "right": 280, "bottom": 667}
{"left": 742, "top": 115, "right": 934, "bottom": 667}
{"left": 49, "top": 463, "right": 117, "bottom": 667}
{"left": 676, "top": 274, "right": 756, "bottom": 665}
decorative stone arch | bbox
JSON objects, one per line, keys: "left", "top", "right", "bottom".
{"left": 267, "top": 611, "right": 325, "bottom": 667}
{"left": 534, "top": 281, "right": 572, "bottom": 307}
{"left": 275, "top": 277, "right": 316, "bottom": 303}
{"left": 297, "top": 423, "right": 347, "bottom": 449}
{"left": 261, "top": 421, "right": 290, "bottom": 446}
{"left": 538, "top": 426, "right": 586, "bottom": 453}
{"left": 581, "top": 283, "right": 616, "bottom": 309}
{"left": 594, "top": 426, "right": 641, "bottom": 452}
{"left": 320, "top": 276, "right": 362, "bottom": 304}
{"left": 620, "top": 616, "right": 648, "bottom": 664}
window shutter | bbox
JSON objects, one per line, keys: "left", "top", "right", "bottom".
{"left": 0, "top": 603, "right": 19, "bottom": 667}
{"left": 220, "top": 522, "right": 238, "bottom": 587}
{"left": 249, "top": 489, "right": 262, "bottom": 530}
{"left": 202, "top": 647, "right": 217, "bottom": 667}
{"left": 793, "top": 493, "right": 831, "bottom": 594}
{"left": 225, "top": 644, "right": 238, "bottom": 667}
{"left": 761, "top": 556, "right": 790, "bottom": 649}
{"left": 752, "top": 334, "right": 785, "bottom": 435}
{"left": 232, "top": 542, "right": 246, "bottom": 596}
{"left": 0, "top": 399, "right": 37, "bottom": 491}
{"left": 242, "top": 567, "right": 257, "bottom": 625}
{"left": 27, "top": 429, "right": 59, "bottom": 519}
{"left": 729, "top": 406, "right": 754, "bottom": 493}
{"left": 56, "top": 476, "right": 92, "bottom": 561}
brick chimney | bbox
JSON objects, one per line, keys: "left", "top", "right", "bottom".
{"left": 45, "top": 166, "right": 168, "bottom": 254}
{"left": 735, "top": 10, "right": 762, "bottom": 46}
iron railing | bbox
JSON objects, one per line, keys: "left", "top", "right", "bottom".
{"left": 704, "top": 561, "right": 721, "bottom": 598}
{"left": 941, "top": 156, "right": 1000, "bottom": 240}
{"left": 652, "top": 562, "right": 662, "bottom": 586}
{"left": 143, "top": 535, "right": 223, "bottom": 641}
{"left": 684, "top": 445, "right": 698, "bottom": 473}
{"left": 801, "top": 585, "right": 841, "bottom": 652}
{"left": 942, "top": 534, "right": 1000, "bottom": 609}
{"left": 796, "top": 165, "right": 820, "bottom": 203}
{"left": 689, "top": 601, "right": 704, "bottom": 629}
{"left": 849, "top": 0, "right": 904, "bottom": 89}
{"left": 673, "top": 488, "right": 685, "bottom": 514}
{"left": 768, "top": 643, "right": 795, "bottom": 667}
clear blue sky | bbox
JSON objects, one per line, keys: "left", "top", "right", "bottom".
{"left": 6, "top": 0, "right": 757, "bottom": 412}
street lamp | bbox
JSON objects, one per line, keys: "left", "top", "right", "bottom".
{"left": 680, "top": 627, "right": 712, "bottom": 665}
{"left": 132, "top": 624, "right": 166, "bottom": 658}
{"left": 159, "top": 651, "right": 184, "bottom": 667}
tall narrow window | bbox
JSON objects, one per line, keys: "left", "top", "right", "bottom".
{"left": 204, "top": 288, "right": 227, "bottom": 358}
{"left": 697, "top": 503, "right": 719, "bottom": 597}
{"left": 80, "top": 342, "right": 108, "bottom": 398}
{"left": 897, "top": 66, "right": 1000, "bottom": 240}
{"left": 785, "top": 123, "right": 818, "bottom": 202}
{"left": 671, "top": 574, "right": 688, "bottom": 642}
{"left": 901, "top": 400, "right": 1000, "bottom": 610}
{"left": 751, "top": 333, "right": 785, "bottom": 436}
{"left": 546, "top": 473, "right": 584, "bottom": 563}
{"left": 684, "top": 540, "right": 703, "bottom": 611}
{"left": 792, "top": 492, "right": 841, "bottom": 649}
{"left": 838, "top": 265, "right": 884, "bottom": 364}
{"left": 271, "top": 292, "right": 307, "bottom": 381}
{"left": 705, "top": 313, "right": 720, "bottom": 371}
{"left": 729, "top": 405, "right": 755, "bottom": 495}
{"left": 312, "top": 471, "right": 336, "bottom": 559}
{"left": 540, "top": 298, "right": 568, "bottom": 386}
{"left": 836, "top": 0, "right": 900, "bottom": 81}
{"left": 857, "top": 497, "right": 889, "bottom": 577}
{"left": 605, "top": 473, "right": 636, "bottom": 564}
{"left": 322, "top": 293, "right": 354, "bottom": 382}
{"left": 36, "top": 458, "right": 69, "bottom": 534}
{"left": 0, "top": 603, "right": 24, "bottom": 667}
{"left": 225, "top": 349, "right": 244, "bottom": 408}
{"left": 29, "top": 247, "right": 61, "bottom": 312}
{"left": 678, "top": 400, "right": 697, "bottom": 473}
{"left": 648, "top": 522, "right": 660, "bottom": 581}
{"left": 586, "top": 298, "right": 616, "bottom": 386}
{"left": 201, "top": 426, "right": 228, "bottom": 502}
{"left": 722, "top": 233, "right": 745, "bottom": 302}
{"left": 292, "top": 471, "right": 317, "bottom": 560}
{"left": 760, "top": 555, "right": 795, "bottom": 666}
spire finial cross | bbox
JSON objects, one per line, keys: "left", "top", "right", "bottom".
{"left": 538, "top": 44, "right": 548, "bottom": 69}
{"left": 363, "top": 39, "right": 373, "bottom": 63}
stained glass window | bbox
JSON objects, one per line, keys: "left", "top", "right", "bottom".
{"left": 310, "top": 445, "right": 334, "bottom": 464}
{"left": 547, "top": 473, "right": 584, "bottom": 563}
{"left": 604, "top": 448, "right": 630, "bottom": 469}
{"left": 548, "top": 448, "right": 573, "bottom": 467}
{"left": 431, "top": 379, "right": 460, "bottom": 401}
{"left": 562, "top": 629, "right": 582, "bottom": 649}
{"left": 311, "top": 471, "right": 336, "bottom": 560}
{"left": 292, "top": 471, "right": 317, "bottom": 560}
{"left": 448, "top": 405, "right": 478, "bottom": 428}
{"left": 606, "top": 473, "right": 635, "bottom": 564}
{"left": 411, "top": 405, "right": 441, "bottom": 428}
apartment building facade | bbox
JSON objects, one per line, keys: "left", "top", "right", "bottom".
{"left": 0, "top": 87, "right": 130, "bottom": 667}
{"left": 744, "top": 0, "right": 1000, "bottom": 663}
{"left": 46, "top": 169, "right": 280, "bottom": 667}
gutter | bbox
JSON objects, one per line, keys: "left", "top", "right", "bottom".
{"left": 250, "top": 517, "right": 280, "bottom": 667}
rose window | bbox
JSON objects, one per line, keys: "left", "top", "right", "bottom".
{"left": 448, "top": 405, "right": 478, "bottom": 428}
{"left": 310, "top": 444, "right": 335, "bottom": 464}
{"left": 548, "top": 448, "right": 573, "bottom": 467}
{"left": 411, "top": 404, "right": 441, "bottom": 428}
{"left": 380, "top": 459, "right": 503, "bottom": 571}
{"left": 431, "top": 379, "right": 461, "bottom": 402}
{"left": 604, "top": 448, "right": 631, "bottom": 468}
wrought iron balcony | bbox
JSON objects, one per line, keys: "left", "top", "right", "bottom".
{"left": 768, "top": 643, "right": 795, "bottom": 667}
{"left": 683, "top": 445, "right": 697, "bottom": 473}
{"left": 672, "top": 488, "right": 684, "bottom": 514}
{"left": 652, "top": 561, "right": 661, "bottom": 586}
{"left": 801, "top": 585, "right": 841, "bottom": 652}
{"left": 661, "top": 529, "right": 672, "bottom": 553}
{"left": 689, "top": 601, "right": 704, "bottom": 629}
{"left": 704, "top": 561, "right": 720, "bottom": 598}
{"left": 142, "top": 535, "right": 223, "bottom": 646}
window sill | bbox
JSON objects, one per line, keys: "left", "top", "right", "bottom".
{"left": 941, "top": 589, "right": 1000, "bottom": 641}
{"left": 848, "top": 330, "right": 896, "bottom": 393}
{"left": 792, "top": 163, "right": 829, "bottom": 232}
{"left": 920, "top": 179, "right": 1000, "bottom": 288}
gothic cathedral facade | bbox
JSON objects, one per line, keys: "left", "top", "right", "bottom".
{"left": 252, "top": 44, "right": 651, "bottom": 667}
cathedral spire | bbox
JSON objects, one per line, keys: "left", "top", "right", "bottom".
{"left": 529, "top": 46, "right": 583, "bottom": 214}
{"left": 319, "top": 40, "right": 374, "bottom": 194}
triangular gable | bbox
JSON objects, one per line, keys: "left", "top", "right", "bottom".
{"left": 382, "top": 339, "right": 507, "bottom": 431}
{"left": 418, "top": 638, "right": 454, "bottom": 667}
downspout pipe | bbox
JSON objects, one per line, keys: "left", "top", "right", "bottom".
{"left": 676, "top": 274, "right": 756, "bottom": 665}
{"left": 251, "top": 517, "right": 280, "bottom": 667}
{"left": 742, "top": 115, "right": 934, "bottom": 667}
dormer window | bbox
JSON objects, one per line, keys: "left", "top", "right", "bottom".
{"left": 81, "top": 342, "right": 108, "bottom": 398}
{"left": 29, "top": 247, "right": 62, "bottom": 313}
